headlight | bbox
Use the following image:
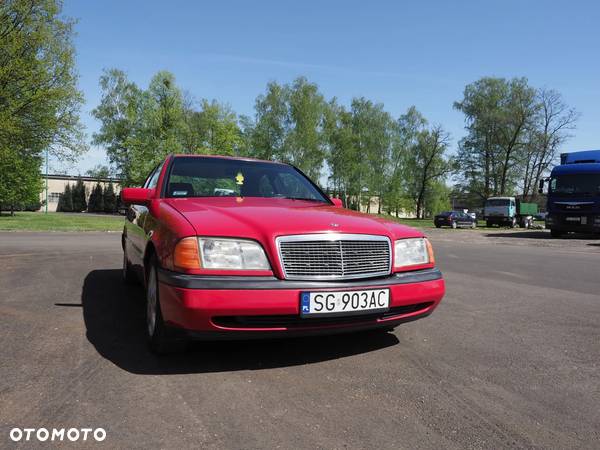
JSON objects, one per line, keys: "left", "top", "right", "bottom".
{"left": 199, "top": 238, "right": 270, "bottom": 270}
{"left": 394, "top": 238, "right": 434, "bottom": 269}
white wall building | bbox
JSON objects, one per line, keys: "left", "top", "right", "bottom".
{"left": 40, "top": 174, "right": 121, "bottom": 212}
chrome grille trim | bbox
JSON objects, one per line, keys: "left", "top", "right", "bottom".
{"left": 276, "top": 234, "right": 392, "bottom": 280}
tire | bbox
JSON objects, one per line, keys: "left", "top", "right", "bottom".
{"left": 550, "top": 229, "right": 563, "bottom": 238}
{"left": 122, "top": 247, "right": 137, "bottom": 285}
{"left": 471, "top": 221, "right": 477, "bottom": 229}
{"left": 435, "top": 224, "right": 441, "bottom": 228}
{"left": 451, "top": 221, "right": 458, "bottom": 229}
{"left": 146, "top": 256, "right": 186, "bottom": 354}
{"left": 510, "top": 217, "right": 517, "bottom": 228}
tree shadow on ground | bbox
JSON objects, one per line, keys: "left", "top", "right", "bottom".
{"left": 485, "top": 231, "right": 600, "bottom": 240}
{"left": 81, "top": 269, "right": 399, "bottom": 375}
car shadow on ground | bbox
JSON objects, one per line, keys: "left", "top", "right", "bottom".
{"left": 81, "top": 269, "right": 399, "bottom": 375}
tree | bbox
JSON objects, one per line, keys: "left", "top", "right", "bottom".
{"left": 520, "top": 89, "right": 579, "bottom": 199}
{"left": 243, "top": 78, "right": 329, "bottom": 181}
{"left": 324, "top": 99, "right": 358, "bottom": 207}
{"left": 0, "top": 0, "right": 86, "bottom": 212}
{"left": 350, "top": 98, "right": 393, "bottom": 213}
{"left": 94, "top": 70, "right": 191, "bottom": 185}
{"left": 103, "top": 182, "right": 117, "bottom": 213}
{"left": 454, "top": 77, "right": 577, "bottom": 201}
{"left": 247, "top": 81, "right": 289, "bottom": 162}
{"left": 0, "top": 148, "right": 41, "bottom": 215}
{"left": 183, "top": 99, "right": 242, "bottom": 155}
{"left": 61, "top": 184, "right": 73, "bottom": 212}
{"left": 127, "top": 71, "right": 187, "bottom": 184}
{"left": 71, "top": 178, "right": 87, "bottom": 212}
{"left": 454, "top": 77, "right": 538, "bottom": 198}
{"left": 86, "top": 164, "right": 111, "bottom": 180}
{"left": 382, "top": 107, "right": 426, "bottom": 216}
{"left": 282, "top": 77, "right": 327, "bottom": 180}
{"left": 405, "top": 124, "right": 452, "bottom": 218}
{"left": 88, "top": 183, "right": 104, "bottom": 213}
{"left": 92, "top": 69, "right": 142, "bottom": 183}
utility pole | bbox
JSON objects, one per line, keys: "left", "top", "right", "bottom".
{"left": 45, "top": 148, "right": 48, "bottom": 214}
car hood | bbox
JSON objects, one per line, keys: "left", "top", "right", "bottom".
{"left": 164, "top": 197, "right": 423, "bottom": 243}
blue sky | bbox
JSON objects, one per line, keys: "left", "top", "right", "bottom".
{"left": 61, "top": 0, "right": 600, "bottom": 174}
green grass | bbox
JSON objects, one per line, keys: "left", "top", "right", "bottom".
{"left": 380, "top": 215, "right": 545, "bottom": 232}
{"left": 378, "top": 216, "right": 436, "bottom": 229}
{"left": 0, "top": 212, "right": 125, "bottom": 232}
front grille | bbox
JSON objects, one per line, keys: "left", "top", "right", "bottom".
{"left": 212, "top": 302, "right": 434, "bottom": 329}
{"left": 554, "top": 202, "right": 595, "bottom": 212}
{"left": 277, "top": 234, "right": 391, "bottom": 280}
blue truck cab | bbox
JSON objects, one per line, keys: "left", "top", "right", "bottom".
{"left": 542, "top": 150, "right": 600, "bottom": 237}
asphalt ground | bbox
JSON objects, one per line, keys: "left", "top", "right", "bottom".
{"left": 0, "top": 230, "right": 598, "bottom": 449}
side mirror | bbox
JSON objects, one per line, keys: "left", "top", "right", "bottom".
{"left": 330, "top": 198, "right": 343, "bottom": 208}
{"left": 121, "top": 187, "right": 153, "bottom": 205}
{"left": 538, "top": 179, "right": 545, "bottom": 194}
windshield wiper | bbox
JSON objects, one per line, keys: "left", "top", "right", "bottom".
{"left": 276, "top": 196, "right": 327, "bottom": 203}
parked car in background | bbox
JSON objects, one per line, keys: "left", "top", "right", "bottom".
{"left": 434, "top": 211, "right": 477, "bottom": 229}
{"left": 121, "top": 155, "right": 446, "bottom": 353}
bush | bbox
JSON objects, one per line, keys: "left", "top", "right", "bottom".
{"left": 60, "top": 184, "right": 74, "bottom": 212}
{"left": 72, "top": 178, "right": 87, "bottom": 212}
{"left": 87, "top": 183, "right": 104, "bottom": 213}
{"left": 103, "top": 182, "right": 117, "bottom": 213}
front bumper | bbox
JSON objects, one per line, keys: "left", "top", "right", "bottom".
{"left": 546, "top": 214, "right": 600, "bottom": 233}
{"left": 156, "top": 268, "right": 445, "bottom": 340}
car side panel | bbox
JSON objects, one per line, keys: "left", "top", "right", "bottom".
{"left": 144, "top": 200, "right": 197, "bottom": 269}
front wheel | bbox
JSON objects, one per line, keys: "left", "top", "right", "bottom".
{"left": 146, "top": 257, "right": 185, "bottom": 354}
{"left": 451, "top": 221, "right": 458, "bottom": 229}
{"left": 510, "top": 217, "right": 517, "bottom": 228}
{"left": 471, "top": 221, "right": 477, "bottom": 229}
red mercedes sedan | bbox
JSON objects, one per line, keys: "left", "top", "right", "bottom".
{"left": 121, "top": 155, "right": 445, "bottom": 353}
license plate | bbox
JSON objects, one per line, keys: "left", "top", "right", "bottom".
{"left": 300, "top": 289, "right": 390, "bottom": 317}
{"left": 566, "top": 217, "right": 581, "bottom": 222}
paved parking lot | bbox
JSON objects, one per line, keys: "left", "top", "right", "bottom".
{"left": 0, "top": 230, "right": 599, "bottom": 449}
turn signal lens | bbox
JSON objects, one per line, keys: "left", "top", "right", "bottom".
{"left": 425, "top": 238, "right": 435, "bottom": 265}
{"left": 173, "top": 237, "right": 201, "bottom": 270}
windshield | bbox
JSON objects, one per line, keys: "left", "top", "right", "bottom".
{"left": 166, "top": 157, "right": 329, "bottom": 202}
{"left": 485, "top": 199, "right": 510, "bottom": 207}
{"left": 550, "top": 174, "right": 600, "bottom": 197}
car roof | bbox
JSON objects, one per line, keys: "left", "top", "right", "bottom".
{"left": 551, "top": 163, "right": 600, "bottom": 175}
{"left": 171, "top": 154, "right": 287, "bottom": 166}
